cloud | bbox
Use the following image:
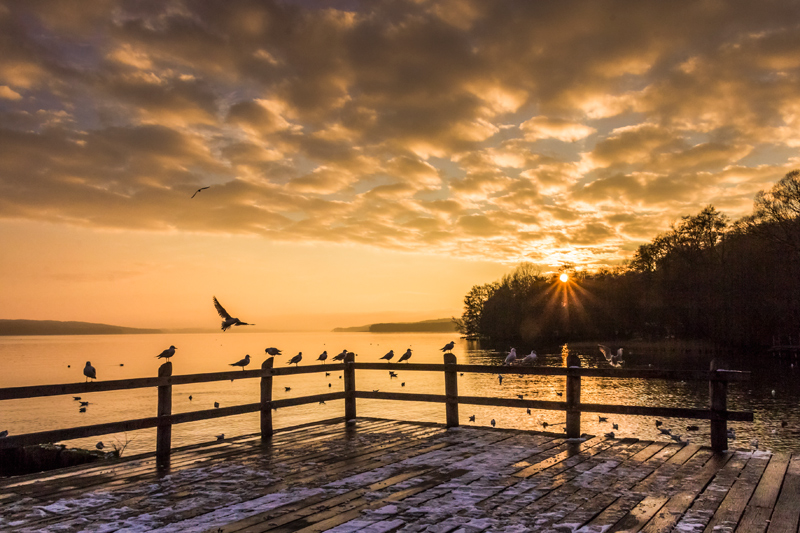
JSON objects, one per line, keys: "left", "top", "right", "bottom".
{"left": 2, "top": 0, "right": 800, "bottom": 268}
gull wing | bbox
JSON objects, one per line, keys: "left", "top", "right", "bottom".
{"left": 598, "top": 345, "right": 610, "bottom": 361}
{"left": 213, "top": 296, "right": 232, "bottom": 319}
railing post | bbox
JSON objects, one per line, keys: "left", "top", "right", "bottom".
{"left": 565, "top": 353, "right": 581, "bottom": 438}
{"left": 260, "top": 357, "right": 274, "bottom": 442}
{"left": 344, "top": 351, "right": 356, "bottom": 424}
{"left": 156, "top": 362, "right": 172, "bottom": 465}
{"left": 710, "top": 359, "right": 728, "bottom": 452}
{"left": 444, "top": 353, "right": 459, "bottom": 427}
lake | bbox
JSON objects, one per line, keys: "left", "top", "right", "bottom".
{"left": 0, "top": 332, "right": 797, "bottom": 456}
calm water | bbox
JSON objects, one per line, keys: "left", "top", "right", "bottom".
{"left": 0, "top": 333, "right": 798, "bottom": 456}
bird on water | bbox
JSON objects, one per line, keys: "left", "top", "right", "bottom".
{"left": 441, "top": 341, "right": 455, "bottom": 353}
{"left": 229, "top": 354, "right": 251, "bottom": 370}
{"left": 398, "top": 348, "right": 412, "bottom": 363}
{"left": 213, "top": 296, "right": 254, "bottom": 331}
{"left": 84, "top": 361, "right": 96, "bottom": 382}
{"left": 289, "top": 352, "right": 302, "bottom": 366}
{"left": 156, "top": 345, "right": 176, "bottom": 361}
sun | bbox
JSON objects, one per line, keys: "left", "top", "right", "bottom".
{"left": 559, "top": 273, "right": 569, "bottom": 283}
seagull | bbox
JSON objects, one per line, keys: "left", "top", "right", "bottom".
{"left": 73, "top": 396, "right": 81, "bottom": 401}
{"left": 389, "top": 371, "right": 398, "bottom": 378}
{"left": 317, "top": 351, "right": 328, "bottom": 364}
{"left": 670, "top": 434, "right": 683, "bottom": 443}
{"left": 189, "top": 395, "right": 192, "bottom": 401}
{"left": 156, "top": 345, "right": 177, "bottom": 361}
{"left": 598, "top": 416, "right": 607, "bottom": 422}
{"left": 216, "top": 434, "right": 225, "bottom": 441}
{"left": 527, "top": 408, "right": 531, "bottom": 415}
{"left": 522, "top": 350, "right": 538, "bottom": 364}
{"left": 79, "top": 407, "right": 86, "bottom": 413}
{"left": 659, "top": 427, "right": 671, "bottom": 435}
{"left": 686, "top": 425, "right": 699, "bottom": 431}
{"left": 332, "top": 349, "right": 348, "bottom": 361}
{"left": 214, "top": 402, "right": 220, "bottom": 408}
{"left": 398, "top": 349, "right": 412, "bottom": 363}
{"left": 542, "top": 421, "right": 549, "bottom": 428}
{"left": 469, "top": 415, "right": 476, "bottom": 422}
{"left": 401, "top": 382, "right": 405, "bottom": 387}
{"left": 96, "top": 442, "right": 105, "bottom": 450}
{"left": 289, "top": 352, "right": 302, "bottom": 366}
{"left": 265, "top": 347, "right": 282, "bottom": 356}
{"left": 191, "top": 186, "right": 210, "bottom": 198}
{"left": 491, "top": 419, "right": 496, "bottom": 427}
{"left": 655, "top": 420, "right": 663, "bottom": 427}
{"left": 229, "top": 354, "right": 251, "bottom": 370}
{"left": 328, "top": 383, "right": 332, "bottom": 388}
{"left": 498, "top": 375, "right": 503, "bottom": 385}
{"left": 517, "top": 394, "right": 524, "bottom": 399}
{"left": 504, "top": 348, "right": 517, "bottom": 365}
{"left": 84, "top": 361, "right": 97, "bottom": 382}
{"left": 380, "top": 350, "right": 394, "bottom": 362}
{"left": 605, "top": 431, "right": 615, "bottom": 438}
{"left": 612, "top": 423, "right": 619, "bottom": 430}
{"left": 80, "top": 401, "right": 90, "bottom": 406}
{"left": 598, "top": 345, "right": 624, "bottom": 367}
{"left": 319, "top": 400, "right": 326, "bottom": 404}
{"left": 325, "top": 372, "right": 331, "bottom": 377}
{"left": 285, "top": 387, "right": 291, "bottom": 392}
{"left": 441, "top": 341, "right": 455, "bottom": 353}
{"left": 556, "top": 391, "right": 563, "bottom": 397}
{"left": 213, "top": 296, "right": 254, "bottom": 331}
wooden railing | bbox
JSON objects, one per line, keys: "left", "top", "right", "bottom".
{"left": 0, "top": 353, "right": 752, "bottom": 465}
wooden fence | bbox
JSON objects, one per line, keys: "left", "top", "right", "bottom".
{"left": 0, "top": 353, "right": 752, "bottom": 465}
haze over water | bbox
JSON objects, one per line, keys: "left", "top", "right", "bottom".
{"left": 1, "top": 332, "right": 797, "bottom": 457}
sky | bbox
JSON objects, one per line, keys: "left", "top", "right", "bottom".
{"left": 1, "top": 0, "right": 800, "bottom": 330}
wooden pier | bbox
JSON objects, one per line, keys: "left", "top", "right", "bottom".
{"left": 1, "top": 418, "right": 798, "bottom": 532}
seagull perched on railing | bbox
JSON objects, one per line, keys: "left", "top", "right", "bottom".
{"left": 156, "top": 345, "right": 176, "bottom": 361}
{"left": 398, "top": 349, "right": 412, "bottom": 363}
{"left": 332, "top": 349, "right": 348, "bottom": 361}
{"left": 317, "top": 351, "right": 328, "bottom": 364}
{"left": 265, "top": 347, "right": 281, "bottom": 356}
{"left": 84, "top": 361, "right": 96, "bottom": 382}
{"left": 441, "top": 341, "right": 455, "bottom": 353}
{"left": 380, "top": 350, "right": 394, "bottom": 362}
{"left": 522, "top": 350, "right": 537, "bottom": 364}
{"left": 504, "top": 348, "right": 517, "bottom": 365}
{"left": 289, "top": 352, "right": 302, "bottom": 366}
{"left": 598, "top": 345, "right": 624, "bottom": 367}
{"left": 229, "top": 354, "right": 251, "bottom": 370}
{"left": 214, "top": 296, "right": 254, "bottom": 331}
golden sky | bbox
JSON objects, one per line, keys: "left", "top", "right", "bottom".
{"left": 1, "top": 0, "right": 799, "bottom": 329}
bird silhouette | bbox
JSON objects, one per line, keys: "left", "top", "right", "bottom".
{"left": 332, "top": 349, "right": 348, "bottom": 361}
{"left": 265, "top": 347, "right": 282, "bottom": 356}
{"left": 289, "top": 352, "right": 302, "bottom": 366}
{"left": 213, "top": 296, "right": 254, "bottom": 331}
{"left": 0, "top": 430, "right": 8, "bottom": 438}
{"left": 73, "top": 396, "right": 81, "bottom": 401}
{"left": 605, "top": 431, "right": 615, "bottom": 438}
{"left": 612, "top": 423, "right": 619, "bottom": 430}
{"left": 389, "top": 371, "right": 398, "bottom": 378}
{"left": 655, "top": 420, "right": 663, "bottom": 427}
{"left": 214, "top": 402, "right": 220, "bottom": 408}
{"left": 401, "top": 382, "right": 405, "bottom": 387}
{"left": 229, "top": 354, "right": 251, "bottom": 370}
{"left": 328, "top": 383, "right": 332, "bottom": 388}
{"left": 317, "top": 351, "right": 328, "bottom": 364}
{"left": 156, "top": 345, "right": 177, "bottom": 361}
{"left": 556, "top": 391, "right": 563, "bottom": 396}
{"left": 398, "top": 348, "right": 412, "bottom": 363}
{"left": 598, "top": 345, "right": 624, "bottom": 367}
{"left": 285, "top": 386, "right": 291, "bottom": 392}
{"left": 83, "top": 361, "right": 96, "bottom": 382}
{"left": 498, "top": 375, "right": 503, "bottom": 385}
{"left": 517, "top": 394, "right": 524, "bottom": 399}
{"left": 504, "top": 348, "right": 517, "bottom": 365}
{"left": 491, "top": 419, "right": 496, "bottom": 427}
{"left": 216, "top": 434, "right": 225, "bottom": 440}
{"left": 79, "top": 407, "right": 86, "bottom": 413}
{"left": 469, "top": 415, "right": 476, "bottom": 422}
{"left": 189, "top": 395, "right": 192, "bottom": 401}
{"left": 325, "top": 372, "right": 331, "bottom": 377}
{"left": 659, "top": 427, "right": 671, "bottom": 435}
{"left": 79, "top": 401, "right": 89, "bottom": 406}
{"left": 441, "top": 341, "right": 455, "bottom": 353}
{"left": 527, "top": 408, "right": 531, "bottom": 415}
{"left": 542, "top": 421, "right": 549, "bottom": 428}
{"left": 96, "top": 442, "right": 104, "bottom": 450}
{"left": 191, "top": 186, "right": 210, "bottom": 198}
{"left": 687, "top": 425, "right": 699, "bottom": 431}
{"left": 598, "top": 416, "right": 607, "bottom": 422}
{"left": 380, "top": 350, "right": 394, "bottom": 362}
{"left": 522, "top": 350, "right": 538, "bottom": 363}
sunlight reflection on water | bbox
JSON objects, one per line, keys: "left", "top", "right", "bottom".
{"left": 0, "top": 333, "right": 797, "bottom": 456}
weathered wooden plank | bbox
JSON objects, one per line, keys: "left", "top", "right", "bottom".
{"left": 513, "top": 436, "right": 609, "bottom": 478}
{"left": 767, "top": 454, "right": 800, "bottom": 533}
{"left": 735, "top": 452, "right": 792, "bottom": 533}
{"left": 703, "top": 453, "right": 771, "bottom": 533}
{"left": 607, "top": 496, "right": 671, "bottom": 533}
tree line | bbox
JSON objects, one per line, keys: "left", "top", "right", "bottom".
{"left": 455, "top": 170, "right": 800, "bottom": 348}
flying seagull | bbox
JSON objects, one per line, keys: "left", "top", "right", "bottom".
{"left": 598, "top": 345, "right": 624, "bottom": 367}
{"left": 398, "top": 348, "right": 412, "bottom": 363}
{"left": 380, "top": 350, "right": 394, "bottom": 362}
{"left": 156, "top": 345, "right": 177, "bottom": 361}
{"left": 317, "top": 351, "right": 328, "bottom": 364}
{"left": 191, "top": 186, "right": 210, "bottom": 198}
{"left": 504, "top": 348, "right": 517, "bottom": 365}
{"left": 441, "top": 341, "right": 455, "bottom": 353}
{"left": 265, "top": 347, "right": 282, "bottom": 356}
{"left": 84, "top": 361, "right": 96, "bottom": 382}
{"left": 229, "top": 354, "right": 251, "bottom": 370}
{"left": 289, "top": 352, "right": 302, "bottom": 366}
{"left": 213, "top": 296, "right": 254, "bottom": 331}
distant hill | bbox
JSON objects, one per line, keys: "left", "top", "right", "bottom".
{"left": 333, "top": 318, "right": 457, "bottom": 333}
{"left": 0, "top": 319, "right": 162, "bottom": 336}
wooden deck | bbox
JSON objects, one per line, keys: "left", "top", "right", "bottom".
{"left": 1, "top": 418, "right": 798, "bottom": 533}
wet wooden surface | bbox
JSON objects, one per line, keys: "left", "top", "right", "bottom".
{"left": 0, "top": 418, "right": 795, "bottom": 532}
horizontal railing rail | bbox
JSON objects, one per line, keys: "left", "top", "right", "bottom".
{"left": 0, "top": 353, "right": 753, "bottom": 463}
